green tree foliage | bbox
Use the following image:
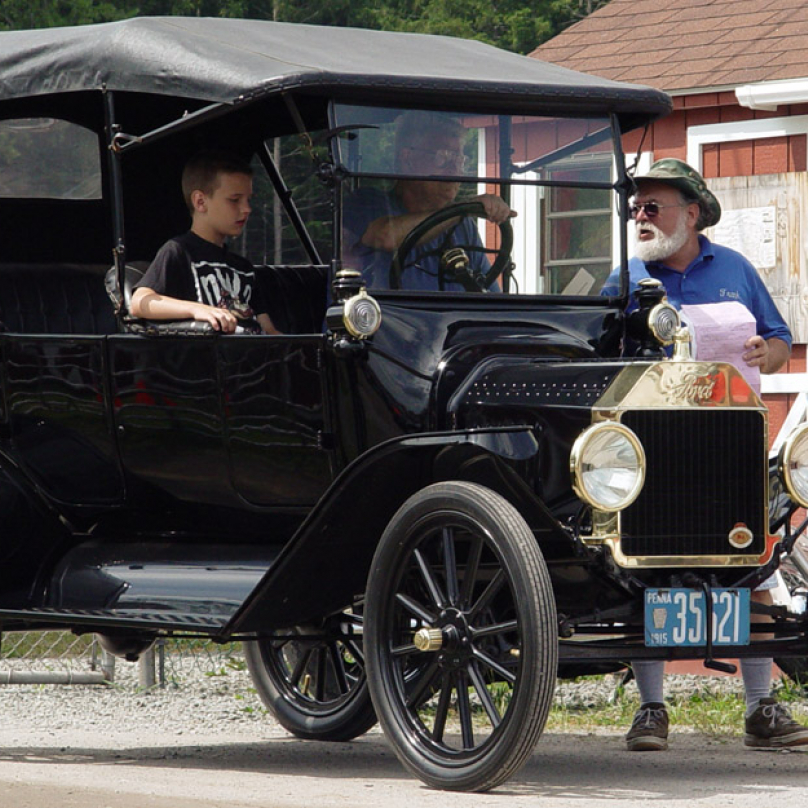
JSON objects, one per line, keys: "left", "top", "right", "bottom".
{"left": 0, "top": 0, "right": 136, "bottom": 30}
{"left": 368, "top": 0, "right": 547, "bottom": 54}
{"left": 0, "top": 0, "right": 611, "bottom": 53}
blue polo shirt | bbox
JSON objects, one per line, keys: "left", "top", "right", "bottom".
{"left": 601, "top": 235, "right": 792, "bottom": 347}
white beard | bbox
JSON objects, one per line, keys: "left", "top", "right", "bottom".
{"left": 633, "top": 214, "right": 689, "bottom": 264}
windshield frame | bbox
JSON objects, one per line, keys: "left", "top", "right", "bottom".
{"left": 329, "top": 102, "right": 632, "bottom": 302}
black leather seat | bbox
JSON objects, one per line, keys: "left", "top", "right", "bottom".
{"left": 0, "top": 264, "right": 117, "bottom": 335}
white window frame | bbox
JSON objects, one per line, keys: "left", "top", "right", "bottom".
{"left": 509, "top": 171, "right": 543, "bottom": 294}
{"left": 686, "top": 114, "right": 808, "bottom": 173}
{"left": 495, "top": 143, "right": 655, "bottom": 292}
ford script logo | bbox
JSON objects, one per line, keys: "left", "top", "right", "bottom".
{"left": 662, "top": 369, "right": 718, "bottom": 405}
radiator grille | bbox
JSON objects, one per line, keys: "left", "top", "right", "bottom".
{"left": 619, "top": 409, "right": 766, "bottom": 558}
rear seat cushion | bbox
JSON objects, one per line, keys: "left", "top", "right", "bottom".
{"left": 0, "top": 264, "right": 117, "bottom": 335}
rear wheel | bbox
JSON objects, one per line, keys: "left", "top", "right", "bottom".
{"left": 365, "top": 481, "right": 557, "bottom": 792}
{"left": 245, "top": 609, "right": 376, "bottom": 741}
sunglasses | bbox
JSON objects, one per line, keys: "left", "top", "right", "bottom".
{"left": 409, "top": 147, "right": 467, "bottom": 171}
{"left": 629, "top": 201, "right": 689, "bottom": 219}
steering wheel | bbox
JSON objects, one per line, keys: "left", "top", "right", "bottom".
{"left": 389, "top": 201, "right": 513, "bottom": 291}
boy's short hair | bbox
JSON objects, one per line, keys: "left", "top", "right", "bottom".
{"left": 181, "top": 150, "right": 253, "bottom": 214}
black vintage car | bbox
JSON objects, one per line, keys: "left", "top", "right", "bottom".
{"left": 1, "top": 15, "right": 808, "bottom": 793}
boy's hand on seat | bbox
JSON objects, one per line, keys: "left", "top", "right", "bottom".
{"left": 192, "top": 302, "right": 238, "bottom": 332}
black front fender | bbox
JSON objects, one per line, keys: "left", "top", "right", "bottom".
{"left": 227, "top": 426, "right": 563, "bottom": 633}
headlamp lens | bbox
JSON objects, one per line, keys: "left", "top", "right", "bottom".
{"left": 571, "top": 422, "right": 645, "bottom": 511}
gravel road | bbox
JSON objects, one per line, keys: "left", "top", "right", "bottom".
{"left": 2, "top": 664, "right": 808, "bottom": 808}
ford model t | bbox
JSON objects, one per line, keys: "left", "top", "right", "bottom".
{"left": 1, "top": 16, "right": 808, "bottom": 793}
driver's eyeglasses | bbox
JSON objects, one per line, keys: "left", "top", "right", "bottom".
{"left": 629, "top": 201, "right": 687, "bottom": 219}
{"left": 409, "top": 148, "right": 467, "bottom": 171}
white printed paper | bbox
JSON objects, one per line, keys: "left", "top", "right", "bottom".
{"left": 711, "top": 206, "right": 776, "bottom": 271}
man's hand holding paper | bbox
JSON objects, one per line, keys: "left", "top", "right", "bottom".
{"left": 742, "top": 334, "right": 770, "bottom": 370}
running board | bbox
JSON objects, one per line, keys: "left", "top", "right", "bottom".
{"left": 0, "top": 607, "right": 230, "bottom": 634}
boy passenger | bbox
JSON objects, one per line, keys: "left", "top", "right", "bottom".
{"left": 131, "top": 150, "right": 281, "bottom": 334}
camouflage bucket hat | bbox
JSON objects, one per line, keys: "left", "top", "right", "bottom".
{"left": 633, "top": 157, "right": 721, "bottom": 229}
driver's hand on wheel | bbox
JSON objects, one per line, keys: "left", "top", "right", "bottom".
{"left": 474, "top": 193, "right": 517, "bottom": 225}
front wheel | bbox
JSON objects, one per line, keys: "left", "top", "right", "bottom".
{"left": 365, "top": 481, "right": 557, "bottom": 792}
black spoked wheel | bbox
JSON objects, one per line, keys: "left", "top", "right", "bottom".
{"left": 244, "top": 608, "right": 377, "bottom": 741}
{"left": 365, "top": 481, "right": 557, "bottom": 792}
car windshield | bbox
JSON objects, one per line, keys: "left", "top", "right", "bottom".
{"left": 333, "top": 104, "right": 622, "bottom": 297}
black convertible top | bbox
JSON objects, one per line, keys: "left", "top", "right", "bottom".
{"left": 0, "top": 16, "right": 671, "bottom": 129}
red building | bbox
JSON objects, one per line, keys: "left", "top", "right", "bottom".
{"left": 532, "top": 0, "right": 808, "bottom": 447}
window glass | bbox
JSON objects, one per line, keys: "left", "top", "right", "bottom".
{"left": 236, "top": 136, "right": 332, "bottom": 266}
{"left": 543, "top": 157, "right": 613, "bottom": 294}
{"left": 0, "top": 118, "right": 101, "bottom": 199}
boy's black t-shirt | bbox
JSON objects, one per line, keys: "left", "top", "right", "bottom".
{"left": 135, "top": 231, "right": 268, "bottom": 330}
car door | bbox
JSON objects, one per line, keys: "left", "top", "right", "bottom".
{"left": 220, "top": 334, "right": 333, "bottom": 507}
{"left": 108, "top": 333, "right": 332, "bottom": 509}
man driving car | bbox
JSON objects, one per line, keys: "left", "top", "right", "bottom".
{"left": 342, "top": 110, "right": 515, "bottom": 291}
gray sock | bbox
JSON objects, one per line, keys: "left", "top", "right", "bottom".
{"left": 740, "top": 657, "right": 773, "bottom": 717}
{"left": 632, "top": 660, "right": 665, "bottom": 706}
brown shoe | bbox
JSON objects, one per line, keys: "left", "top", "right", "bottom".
{"left": 744, "top": 698, "right": 808, "bottom": 748}
{"left": 626, "top": 703, "right": 668, "bottom": 751}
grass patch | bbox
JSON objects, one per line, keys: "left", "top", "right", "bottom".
{"left": 1, "top": 631, "right": 96, "bottom": 659}
{"left": 548, "top": 691, "right": 746, "bottom": 736}
{"left": 548, "top": 674, "right": 808, "bottom": 737}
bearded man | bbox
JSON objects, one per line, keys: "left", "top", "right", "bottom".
{"left": 602, "top": 158, "right": 802, "bottom": 752}
{"left": 603, "top": 158, "right": 790, "bottom": 372}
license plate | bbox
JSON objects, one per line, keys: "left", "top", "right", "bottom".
{"left": 644, "top": 588, "right": 750, "bottom": 647}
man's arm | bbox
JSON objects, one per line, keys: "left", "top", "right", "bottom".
{"left": 361, "top": 210, "right": 434, "bottom": 252}
{"left": 740, "top": 253, "right": 791, "bottom": 374}
{"left": 131, "top": 286, "right": 239, "bottom": 332}
{"left": 361, "top": 193, "right": 515, "bottom": 252}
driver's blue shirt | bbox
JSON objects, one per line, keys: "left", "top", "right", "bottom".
{"left": 342, "top": 187, "right": 494, "bottom": 291}
{"left": 601, "top": 235, "right": 791, "bottom": 347}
